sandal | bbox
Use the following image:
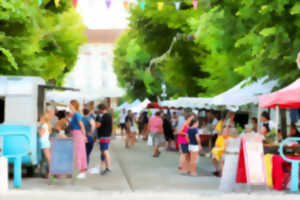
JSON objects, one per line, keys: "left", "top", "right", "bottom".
{"left": 180, "top": 172, "right": 190, "bottom": 176}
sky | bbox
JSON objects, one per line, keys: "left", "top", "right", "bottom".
{"left": 77, "top": 0, "right": 133, "bottom": 29}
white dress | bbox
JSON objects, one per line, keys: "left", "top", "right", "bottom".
{"left": 219, "top": 137, "right": 241, "bottom": 192}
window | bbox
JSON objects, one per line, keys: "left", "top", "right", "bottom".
{"left": 0, "top": 97, "right": 4, "bottom": 124}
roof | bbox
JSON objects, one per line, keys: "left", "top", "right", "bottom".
{"left": 85, "top": 29, "right": 123, "bottom": 43}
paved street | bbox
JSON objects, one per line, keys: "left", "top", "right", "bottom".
{"left": 1, "top": 137, "right": 296, "bottom": 200}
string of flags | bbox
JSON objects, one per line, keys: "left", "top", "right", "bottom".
{"left": 37, "top": 0, "right": 199, "bottom": 11}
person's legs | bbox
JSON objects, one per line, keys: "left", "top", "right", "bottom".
{"left": 190, "top": 151, "right": 198, "bottom": 176}
{"left": 180, "top": 144, "right": 190, "bottom": 173}
{"left": 120, "top": 124, "right": 125, "bottom": 138}
{"left": 181, "top": 153, "right": 189, "bottom": 173}
{"left": 125, "top": 131, "right": 130, "bottom": 148}
{"left": 103, "top": 150, "right": 111, "bottom": 170}
{"left": 152, "top": 133, "right": 161, "bottom": 157}
{"left": 85, "top": 136, "right": 94, "bottom": 165}
{"left": 43, "top": 148, "right": 51, "bottom": 166}
{"left": 142, "top": 124, "right": 148, "bottom": 140}
{"left": 100, "top": 142, "right": 111, "bottom": 174}
{"left": 130, "top": 132, "right": 136, "bottom": 147}
{"left": 99, "top": 143, "right": 105, "bottom": 171}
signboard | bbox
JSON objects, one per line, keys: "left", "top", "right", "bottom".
{"left": 242, "top": 134, "right": 266, "bottom": 185}
{"left": 50, "top": 139, "right": 74, "bottom": 175}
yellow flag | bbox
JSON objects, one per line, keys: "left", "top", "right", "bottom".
{"left": 54, "top": 0, "right": 59, "bottom": 7}
{"left": 157, "top": 2, "right": 164, "bottom": 11}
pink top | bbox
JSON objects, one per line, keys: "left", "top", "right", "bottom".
{"left": 148, "top": 116, "right": 163, "bottom": 133}
{"left": 178, "top": 123, "right": 189, "bottom": 144}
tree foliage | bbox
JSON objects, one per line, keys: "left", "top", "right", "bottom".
{"left": 114, "top": 0, "right": 300, "bottom": 100}
{"left": 114, "top": 0, "right": 208, "bottom": 101}
{"left": 191, "top": 0, "right": 300, "bottom": 89}
{"left": 0, "top": 0, "right": 86, "bottom": 85}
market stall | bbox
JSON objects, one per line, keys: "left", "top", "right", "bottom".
{"left": 212, "top": 76, "right": 277, "bottom": 109}
{"left": 243, "top": 78, "right": 300, "bottom": 191}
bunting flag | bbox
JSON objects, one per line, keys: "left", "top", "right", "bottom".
{"left": 123, "top": 0, "right": 129, "bottom": 9}
{"left": 72, "top": 0, "right": 78, "bottom": 8}
{"left": 157, "top": 2, "right": 164, "bottom": 11}
{"left": 140, "top": 1, "right": 146, "bottom": 11}
{"left": 192, "top": 0, "right": 198, "bottom": 10}
{"left": 106, "top": 0, "right": 112, "bottom": 9}
{"left": 37, "top": 0, "right": 202, "bottom": 12}
{"left": 174, "top": 2, "right": 181, "bottom": 10}
{"left": 54, "top": 0, "right": 59, "bottom": 7}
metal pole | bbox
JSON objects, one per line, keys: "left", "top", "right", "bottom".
{"left": 275, "top": 105, "right": 279, "bottom": 143}
{"left": 257, "top": 107, "right": 262, "bottom": 133}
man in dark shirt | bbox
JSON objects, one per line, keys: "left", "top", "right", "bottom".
{"left": 96, "top": 103, "right": 113, "bottom": 175}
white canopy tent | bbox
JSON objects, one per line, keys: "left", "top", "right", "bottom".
{"left": 126, "top": 99, "right": 142, "bottom": 110}
{"left": 131, "top": 98, "right": 151, "bottom": 113}
{"left": 211, "top": 76, "right": 278, "bottom": 109}
{"left": 116, "top": 101, "right": 129, "bottom": 111}
{"left": 160, "top": 76, "right": 277, "bottom": 111}
{"left": 160, "top": 97, "right": 212, "bottom": 109}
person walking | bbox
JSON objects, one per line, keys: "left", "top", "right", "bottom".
{"left": 148, "top": 111, "right": 164, "bottom": 157}
{"left": 96, "top": 103, "right": 113, "bottom": 175}
{"left": 69, "top": 100, "right": 87, "bottom": 179}
{"left": 83, "top": 108, "right": 96, "bottom": 166}
{"left": 141, "top": 111, "right": 149, "bottom": 140}
{"left": 163, "top": 113, "right": 175, "bottom": 151}
{"left": 187, "top": 119, "right": 202, "bottom": 176}
{"left": 125, "top": 110, "right": 133, "bottom": 148}
{"left": 119, "top": 108, "right": 127, "bottom": 138}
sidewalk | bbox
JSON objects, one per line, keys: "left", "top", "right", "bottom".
{"left": 0, "top": 137, "right": 291, "bottom": 200}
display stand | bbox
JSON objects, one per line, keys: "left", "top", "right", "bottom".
{"left": 49, "top": 138, "right": 76, "bottom": 184}
{"left": 236, "top": 134, "right": 266, "bottom": 192}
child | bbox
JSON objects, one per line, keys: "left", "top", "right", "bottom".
{"left": 187, "top": 119, "right": 202, "bottom": 176}
{"left": 38, "top": 112, "right": 52, "bottom": 168}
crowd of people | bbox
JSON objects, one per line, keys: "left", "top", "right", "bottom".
{"left": 37, "top": 100, "right": 113, "bottom": 179}
{"left": 37, "top": 102, "right": 300, "bottom": 180}
{"left": 118, "top": 107, "right": 300, "bottom": 178}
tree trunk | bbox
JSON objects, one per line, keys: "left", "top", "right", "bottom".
{"left": 280, "top": 109, "right": 287, "bottom": 139}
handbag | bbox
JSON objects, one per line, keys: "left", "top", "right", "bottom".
{"left": 147, "top": 134, "right": 153, "bottom": 146}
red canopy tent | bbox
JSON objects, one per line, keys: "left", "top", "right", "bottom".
{"left": 146, "top": 102, "right": 162, "bottom": 109}
{"left": 259, "top": 78, "right": 300, "bottom": 108}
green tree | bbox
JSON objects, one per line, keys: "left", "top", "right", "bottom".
{"left": 0, "top": 0, "right": 86, "bottom": 85}
{"left": 114, "top": 0, "right": 209, "bottom": 100}
{"left": 191, "top": 0, "right": 300, "bottom": 93}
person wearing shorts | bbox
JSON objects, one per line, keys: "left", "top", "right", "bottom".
{"left": 188, "top": 119, "right": 202, "bottom": 176}
{"left": 178, "top": 113, "right": 195, "bottom": 174}
{"left": 148, "top": 111, "right": 164, "bottom": 157}
{"left": 96, "top": 103, "right": 113, "bottom": 175}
